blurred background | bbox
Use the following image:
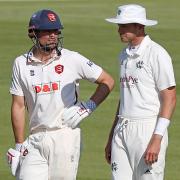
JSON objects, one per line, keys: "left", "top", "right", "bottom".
{"left": 0, "top": 0, "right": 179, "bottom": 179}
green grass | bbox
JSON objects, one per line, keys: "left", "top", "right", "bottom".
{"left": 0, "top": 0, "right": 180, "bottom": 179}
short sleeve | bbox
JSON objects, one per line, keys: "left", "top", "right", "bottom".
{"left": 152, "top": 47, "right": 176, "bottom": 91}
{"left": 72, "top": 52, "right": 103, "bottom": 82}
{"left": 9, "top": 58, "right": 24, "bottom": 96}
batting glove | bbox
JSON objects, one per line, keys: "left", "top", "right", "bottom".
{"left": 6, "top": 148, "right": 21, "bottom": 176}
{"left": 62, "top": 100, "right": 97, "bottom": 129}
{"left": 6, "top": 141, "right": 29, "bottom": 176}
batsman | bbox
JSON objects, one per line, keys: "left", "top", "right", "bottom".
{"left": 7, "top": 9, "right": 114, "bottom": 180}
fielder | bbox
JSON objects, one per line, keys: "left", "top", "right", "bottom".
{"left": 105, "top": 4, "right": 176, "bottom": 180}
{"left": 6, "top": 9, "right": 114, "bottom": 180}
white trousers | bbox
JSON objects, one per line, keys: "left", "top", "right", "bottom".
{"left": 16, "top": 127, "right": 81, "bottom": 180}
{"left": 111, "top": 117, "right": 168, "bottom": 180}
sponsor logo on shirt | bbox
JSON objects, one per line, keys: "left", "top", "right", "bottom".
{"left": 33, "top": 81, "right": 60, "bottom": 94}
{"left": 55, "top": 64, "right": 64, "bottom": 74}
{"left": 120, "top": 75, "right": 138, "bottom": 88}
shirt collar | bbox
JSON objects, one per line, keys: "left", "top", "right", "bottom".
{"left": 27, "top": 50, "right": 60, "bottom": 64}
{"left": 126, "top": 35, "right": 152, "bottom": 57}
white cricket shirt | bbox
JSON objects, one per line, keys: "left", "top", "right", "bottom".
{"left": 119, "top": 35, "right": 176, "bottom": 118}
{"left": 10, "top": 48, "right": 102, "bottom": 132}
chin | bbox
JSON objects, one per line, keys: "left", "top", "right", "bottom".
{"left": 49, "top": 43, "right": 57, "bottom": 49}
{"left": 121, "top": 38, "right": 128, "bottom": 43}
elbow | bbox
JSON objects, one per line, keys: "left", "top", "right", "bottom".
{"left": 96, "top": 70, "right": 115, "bottom": 92}
{"left": 110, "top": 77, "right": 115, "bottom": 91}
{"left": 106, "top": 76, "right": 115, "bottom": 92}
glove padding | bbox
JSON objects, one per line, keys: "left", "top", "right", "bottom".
{"left": 62, "top": 102, "right": 92, "bottom": 128}
{"left": 6, "top": 141, "right": 29, "bottom": 176}
{"left": 6, "top": 148, "right": 20, "bottom": 176}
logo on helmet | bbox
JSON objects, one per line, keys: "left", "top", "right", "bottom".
{"left": 48, "top": 13, "right": 56, "bottom": 22}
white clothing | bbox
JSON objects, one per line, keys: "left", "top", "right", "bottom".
{"left": 119, "top": 35, "right": 176, "bottom": 118}
{"left": 17, "top": 127, "right": 81, "bottom": 180}
{"left": 111, "top": 35, "right": 175, "bottom": 180}
{"left": 111, "top": 117, "right": 168, "bottom": 180}
{"left": 10, "top": 48, "right": 102, "bottom": 132}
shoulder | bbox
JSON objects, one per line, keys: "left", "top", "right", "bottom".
{"left": 61, "top": 48, "right": 91, "bottom": 63}
{"left": 61, "top": 48, "right": 80, "bottom": 58}
{"left": 148, "top": 40, "right": 173, "bottom": 69}
{"left": 13, "top": 54, "right": 27, "bottom": 66}
{"left": 149, "top": 39, "right": 171, "bottom": 58}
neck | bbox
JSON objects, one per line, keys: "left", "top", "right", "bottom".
{"left": 33, "top": 47, "right": 56, "bottom": 63}
{"left": 130, "top": 36, "right": 145, "bottom": 47}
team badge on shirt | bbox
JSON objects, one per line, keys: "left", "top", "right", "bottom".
{"left": 136, "top": 61, "right": 144, "bottom": 69}
{"left": 55, "top": 64, "right": 64, "bottom": 74}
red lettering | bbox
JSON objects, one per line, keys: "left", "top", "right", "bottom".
{"left": 33, "top": 81, "right": 60, "bottom": 94}
{"left": 34, "top": 86, "right": 41, "bottom": 93}
{"left": 52, "top": 82, "right": 58, "bottom": 91}
{"left": 42, "top": 85, "right": 50, "bottom": 92}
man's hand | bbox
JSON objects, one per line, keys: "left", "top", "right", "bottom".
{"left": 144, "top": 134, "right": 162, "bottom": 165}
{"left": 6, "top": 148, "right": 21, "bottom": 176}
{"left": 6, "top": 141, "right": 28, "bottom": 176}
{"left": 62, "top": 101, "right": 93, "bottom": 128}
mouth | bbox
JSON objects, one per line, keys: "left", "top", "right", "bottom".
{"left": 46, "top": 41, "right": 58, "bottom": 47}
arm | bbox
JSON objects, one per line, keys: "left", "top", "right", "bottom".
{"left": 90, "top": 70, "right": 114, "bottom": 105}
{"left": 159, "top": 86, "right": 176, "bottom": 119}
{"left": 144, "top": 86, "right": 176, "bottom": 165}
{"left": 11, "top": 95, "right": 26, "bottom": 144}
{"left": 6, "top": 95, "right": 26, "bottom": 176}
{"left": 105, "top": 101, "right": 120, "bottom": 164}
{"left": 62, "top": 70, "right": 114, "bottom": 128}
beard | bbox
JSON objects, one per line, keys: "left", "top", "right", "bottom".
{"left": 39, "top": 41, "right": 58, "bottom": 52}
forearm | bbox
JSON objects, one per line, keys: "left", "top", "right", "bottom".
{"left": 144, "top": 86, "right": 177, "bottom": 164}
{"left": 90, "top": 70, "right": 114, "bottom": 105}
{"left": 108, "top": 101, "right": 120, "bottom": 142}
{"left": 11, "top": 96, "right": 26, "bottom": 143}
{"left": 159, "top": 87, "right": 176, "bottom": 119}
{"left": 154, "top": 87, "right": 176, "bottom": 137}
{"left": 90, "top": 83, "right": 111, "bottom": 105}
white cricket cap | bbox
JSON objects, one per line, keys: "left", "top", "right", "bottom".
{"left": 106, "top": 4, "right": 158, "bottom": 26}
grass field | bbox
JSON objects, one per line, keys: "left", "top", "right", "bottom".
{"left": 0, "top": 0, "right": 179, "bottom": 179}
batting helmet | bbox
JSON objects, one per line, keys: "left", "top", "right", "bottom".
{"left": 28, "top": 9, "right": 64, "bottom": 38}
